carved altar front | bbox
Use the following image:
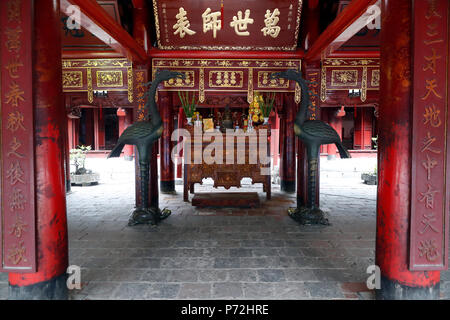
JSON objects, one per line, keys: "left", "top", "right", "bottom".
{"left": 183, "top": 125, "right": 271, "bottom": 202}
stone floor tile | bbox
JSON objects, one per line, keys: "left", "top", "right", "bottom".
{"left": 178, "top": 283, "right": 212, "bottom": 299}
{"left": 212, "top": 282, "right": 243, "bottom": 299}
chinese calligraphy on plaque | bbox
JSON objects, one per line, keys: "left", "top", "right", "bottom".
{"left": 1, "top": 0, "right": 36, "bottom": 272}
{"left": 410, "top": 0, "right": 449, "bottom": 271}
{"left": 154, "top": 0, "right": 303, "bottom": 50}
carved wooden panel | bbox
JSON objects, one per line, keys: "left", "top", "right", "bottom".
{"left": 320, "top": 58, "right": 380, "bottom": 103}
{"left": 183, "top": 125, "right": 271, "bottom": 201}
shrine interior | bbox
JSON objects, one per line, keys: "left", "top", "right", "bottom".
{"left": 0, "top": 0, "right": 449, "bottom": 302}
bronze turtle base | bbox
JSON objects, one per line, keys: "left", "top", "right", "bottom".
{"left": 288, "top": 206, "right": 330, "bottom": 226}
{"left": 128, "top": 207, "right": 171, "bottom": 226}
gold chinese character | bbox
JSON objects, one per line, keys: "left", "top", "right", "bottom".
{"left": 6, "top": 161, "right": 25, "bottom": 185}
{"left": 7, "top": 240, "right": 27, "bottom": 265}
{"left": 5, "top": 26, "right": 22, "bottom": 53}
{"left": 7, "top": 111, "right": 26, "bottom": 132}
{"left": 5, "top": 56, "right": 24, "bottom": 79}
{"left": 423, "top": 104, "right": 441, "bottom": 128}
{"left": 422, "top": 79, "right": 442, "bottom": 100}
{"left": 423, "top": 48, "right": 441, "bottom": 74}
{"left": 8, "top": 137, "right": 25, "bottom": 158}
{"left": 10, "top": 215, "right": 27, "bottom": 238}
{"left": 421, "top": 132, "right": 441, "bottom": 154}
{"left": 419, "top": 183, "right": 438, "bottom": 209}
{"left": 425, "top": 0, "right": 441, "bottom": 20}
{"left": 5, "top": 81, "right": 25, "bottom": 107}
{"left": 420, "top": 212, "right": 439, "bottom": 234}
{"left": 418, "top": 239, "right": 439, "bottom": 262}
{"left": 202, "top": 8, "right": 221, "bottom": 39}
{"left": 7, "top": 0, "right": 21, "bottom": 22}
{"left": 173, "top": 7, "right": 196, "bottom": 38}
{"left": 424, "top": 24, "right": 443, "bottom": 45}
{"left": 230, "top": 9, "right": 254, "bottom": 36}
{"left": 9, "top": 187, "right": 26, "bottom": 211}
{"left": 422, "top": 154, "right": 438, "bottom": 180}
{"left": 261, "top": 8, "right": 281, "bottom": 38}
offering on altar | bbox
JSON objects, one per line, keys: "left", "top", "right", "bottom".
{"left": 203, "top": 118, "right": 214, "bottom": 132}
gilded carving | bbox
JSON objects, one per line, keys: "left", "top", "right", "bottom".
{"left": 331, "top": 70, "right": 358, "bottom": 87}
{"left": 96, "top": 70, "right": 124, "bottom": 87}
{"left": 87, "top": 68, "right": 93, "bottom": 103}
{"left": 164, "top": 70, "right": 195, "bottom": 87}
{"left": 320, "top": 67, "right": 327, "bottom": 102}
{"left": 257, "top": 71, "right": 288, "bottom": 88}
{"left": 62, "top": 71, "right": 83, "bottom": 88}
{"left": 209, "top": 71, "right": 243, "bottom": 88}
{"left": 61, "top": 59, "right": 131, "bottom": 69}
{"left": 248, "top": 68, "right": 254, "bottom": 104}
{"left": 199, "top": 68, "right": 205, "bottom": 103}
{"left": 127, "top": 66, "right": 134, "bottom": 103}
{"left": 361, "top": 67, "right": 368, "bottom": 102}
{"left": 371, "top": 70, "right": 380, "bottom": 87}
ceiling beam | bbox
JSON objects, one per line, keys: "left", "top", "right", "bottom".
{"left": 60, "top": 0, "right": 148, "bottom": 64}
{"left": 304, "top": 0, "right": 380, "bottom": 61}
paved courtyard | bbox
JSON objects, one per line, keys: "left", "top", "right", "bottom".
{"left": 1, "top": 157, "right": 449, "bottom": 299}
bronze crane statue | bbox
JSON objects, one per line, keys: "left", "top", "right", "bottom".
{"left": 271, "top": 70, "right": 351, "bottom": 225}
{"left": 108, "top": 70, "right": 185, "bottom": 226}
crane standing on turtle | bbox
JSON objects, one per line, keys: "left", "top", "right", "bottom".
{"left": 271, "top": 70, "right": 351, "bottom": 225}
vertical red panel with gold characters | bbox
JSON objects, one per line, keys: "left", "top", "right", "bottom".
{"left": 0, "top": 0, "right": 36, "bottom": 272}
{"left": 410, "top": 0, "right": 449, "bottom": 270}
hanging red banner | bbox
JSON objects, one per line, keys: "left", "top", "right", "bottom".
{"left": 410, "top": 0, "right": 449, "bottom": 271}
{"left": 0, "top": 0, "right": 36, "bottom": 273}
{"left": 152, "top": 0, "right": 303, "bottom": 50}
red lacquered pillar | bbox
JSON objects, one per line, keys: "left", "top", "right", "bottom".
{"left": 375, "top": 0, "right": 439, "bottom": 299}
{"left": 176, "top": 108, "right": 185, "bottom": 179}
{"left": 132, "top": 3, "right": 159, "bottom": 207}
{"left": 9, "top": 0, "right": 68, "bottom": 300}
{"left": 159, "top": 92, "right": 175, "bottom": 193}
{"left": 280, "top": 94, "right": 296, "bottom": 193}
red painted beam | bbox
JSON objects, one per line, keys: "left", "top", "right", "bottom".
{"left": 305, "top": 0, "right": 379, "bottom": 61}
{"left": 148, "top": 48, "right": 305, "bottom": 60}
{"left": 60, "top": 0, "right": 148, "bottom": 64}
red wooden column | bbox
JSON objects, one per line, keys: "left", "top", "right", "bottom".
{"left": 177, "top": 107, "right": 185, "bottom": 179}
{"left": 280, "top": 94, "right": 296, "bottom": 193}
{"left": 132, "top": 2, "right": 158, "bottom": 207}
{"left": 8, "top": 0, "right": 68, "bottom": 299}
{"left": 297, "top": 62, "right": 321, "bottom": 207}
{"left": 375, "top": 0, "right": 440, "bottom": 299}
{"left": 159, "top": 92, "right": 175, "bottom": 193}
